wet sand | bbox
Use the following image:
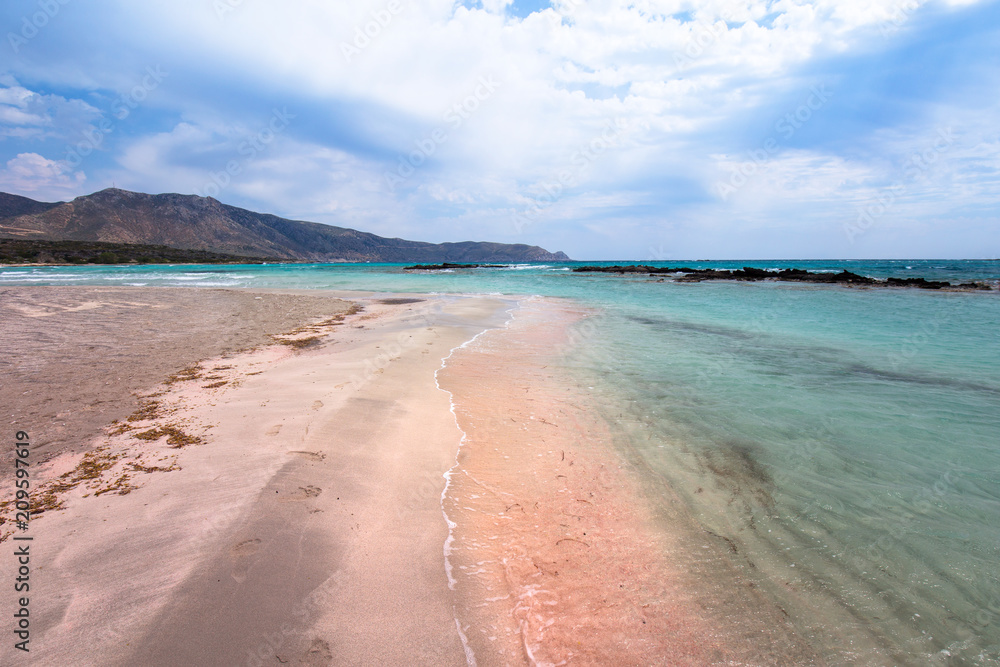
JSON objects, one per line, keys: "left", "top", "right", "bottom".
{"left": 438, "top": 298, "right": 821, "bottom": 665}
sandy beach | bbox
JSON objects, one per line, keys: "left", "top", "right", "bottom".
{"left": 1, "top": 285, "right": 817, "bottom": 666}
{"left": 0, "top": 286, "right": 363, "bottom": 461}
{"left": 0, "top": 286, "right": 509, "bottom": 665}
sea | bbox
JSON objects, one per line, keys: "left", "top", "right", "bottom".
{"left": 3, "top": 259, "right": 999, "bottom": 665}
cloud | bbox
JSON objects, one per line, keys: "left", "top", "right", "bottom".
{"left": 0, "top": 80, "right": 101, "bottom": 141}
{"left": 0, "top": 0, "right": 996, "bottom": 258}
{"left": 0, "top": 152, "right": 86, "bottom": 199}
{"left": 107, "top": 118, "right": 410, "bottom": 235}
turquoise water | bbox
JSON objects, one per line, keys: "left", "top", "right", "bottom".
{"left": 4, "top": 260, "right": 999, "bottom": 664}
{"left": 562, "top": 281, "right": 1000, "bottom": 665}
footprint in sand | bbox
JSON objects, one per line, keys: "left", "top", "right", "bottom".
{"left": 289, "top": 450, "right": 326, "bottom": 462}
{"left": 265, "top": 424, "right": 282, "bottom": 436}
{"left": 230, "top": 538, "right": 262, "bottom": 583}
{"left": 278, "top": 485, "right": 323, "bottom": 502}
{"left": 300, "top": 638, "right": 333, "bottom": 666}
{"left": 311, "top": 400, "right": 323, "bottom": 411}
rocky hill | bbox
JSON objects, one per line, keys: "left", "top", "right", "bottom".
{"left": 0, "top": 189, "right": 569, "bottom": 263}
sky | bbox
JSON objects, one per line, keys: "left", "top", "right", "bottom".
{"left": 1, "top": 0, "right": 998, "bottom": 260}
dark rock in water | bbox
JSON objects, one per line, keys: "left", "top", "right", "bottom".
{"left": 403, "top": 262, "right": 507, "bottom": 270}
{"left": 572, "top": 265, "right": 658, "bottom": 274}
{"left": 737, "top": 266, "right": 772, "bottom": 279}
{"left": 568, "top": 265, "right": 1000, "bottom": 290}
{"left": 405, "top": 263, "right": 479, "bottom": 270}
{"left": 776, "top": 268, "right": 810, "bottom": 279}
{"left": 568, "top": 265, "right": 1000, "bottom": 291}
{"left": 790, "top": 270, "right": 876, "bottom": 285}
{"left": 886, "top": 277, "right": 950, "bottom": 289}
{"left": 573, "top": 265, "right": 877, "bottom": 284}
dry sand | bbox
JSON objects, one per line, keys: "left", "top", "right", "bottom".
{"left": 0, "top": 286, "right": 359, "bottom": 461}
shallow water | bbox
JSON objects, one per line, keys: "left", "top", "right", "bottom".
{"left": 5, "top": 259, "right": 999, "bottom": 664}
{"left": 563, "top": 283, "right": 1000, "bottom": 665}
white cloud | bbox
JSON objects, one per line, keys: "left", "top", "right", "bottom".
{"left": 2, "top": 0, "right": 996, "bottom": 257}
{"left": 0, "top": 152, "right": 86, "bottom": 199}
{"left": 0, "top": 81, "right": 100, "bottom": 140}
{"left": 109, "top": 119, "right": 411, "bottom": 235}
{"left": 84, "top": 1, "right": 980, "bottom": 182}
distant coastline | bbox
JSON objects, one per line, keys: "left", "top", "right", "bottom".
{"left": 0, "top": 188, "right": 570, "bottom": 264}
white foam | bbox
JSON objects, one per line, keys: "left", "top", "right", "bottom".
{"left": 5, "top": 276, "right": 87, "bottom": 282}
{"left": 172, "top": 281, "right": 244, "bottom": 287}
{"left": 435, "top": 298, "right": 520, "bottom": 667}
{"left": 453, "top": 616, "right": 477, "bottom": 666}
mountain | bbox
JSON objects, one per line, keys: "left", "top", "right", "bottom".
{"left": 0, "top": 192, "right": 62, "bottom": 220}
{"left": 0, "top": 189, "right": 570, "bottom": 263}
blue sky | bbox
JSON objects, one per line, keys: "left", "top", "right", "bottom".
{"left": 1, "top": 0, "right": 997, "bottom": 260}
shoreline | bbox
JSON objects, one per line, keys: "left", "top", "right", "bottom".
{"left": 438, "top": 298, "right": 821, "bottom": 665}
{"left": 2, "top": 285, "right": 839, "bottom": 664}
